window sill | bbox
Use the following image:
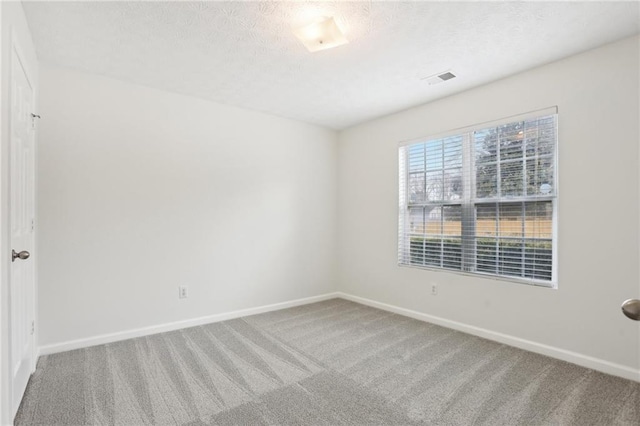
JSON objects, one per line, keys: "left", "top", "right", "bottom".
{"left": 398, "top": 262, "right": 557, "bottom": 289}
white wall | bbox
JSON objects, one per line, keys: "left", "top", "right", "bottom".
{"left": 37, "top": 66, "right": 337, "bottom": 348}
{"left": 338, "top": 36, "right": 640, "bottom": 374}
{"left": 1, "top": 3, "right": 39, "bottom": 424}
{"left": 33, "top": 32, "right": 640, "bottom": 383}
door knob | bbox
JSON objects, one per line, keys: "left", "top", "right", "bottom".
{"left": 11, "top": 250, "right": 30, "bottom": 262}
{"left": 621, "top": 299, "right": 640, "bottom": 321}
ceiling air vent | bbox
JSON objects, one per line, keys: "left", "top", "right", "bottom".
{"left": 422, "top": 70, "right": 457, "bottom": 85}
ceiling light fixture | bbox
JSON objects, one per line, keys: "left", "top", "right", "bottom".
{"left": 293, "top": 17, "right": 348, "bottom": 53}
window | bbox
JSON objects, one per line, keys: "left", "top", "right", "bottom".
{"left": 398, "top": 109, "right": 557, "bottom": 286}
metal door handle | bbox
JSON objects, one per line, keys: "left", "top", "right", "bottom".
{"left": 11, "top": 250, "right": 30, "bottom": 262}
{"left": 621, "top": 299, "right": 640, "bottom": 321}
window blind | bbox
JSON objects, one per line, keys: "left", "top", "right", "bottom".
{"left": 398, "top": 110, "right": 557, "bottom": 286}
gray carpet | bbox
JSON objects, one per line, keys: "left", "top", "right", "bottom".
{"left": 16, "top": 299, "right": 640, "bottom": 425}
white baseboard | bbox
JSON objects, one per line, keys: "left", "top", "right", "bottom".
{"left": 38, "top": 290, "right": 639, "bottom": 383}
{"left": 38, "top": 292, "right": 340, "bottom": 356}
{"left": 336, "top": 292, "right": 640, "bottom": 383}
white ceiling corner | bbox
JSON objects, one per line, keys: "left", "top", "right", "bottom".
{"left": 22, "top": 1, "right": 640, "bottom": 129}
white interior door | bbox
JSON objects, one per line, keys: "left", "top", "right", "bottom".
{"left": 9, "top": 43, "right": 36, "bottom": 418}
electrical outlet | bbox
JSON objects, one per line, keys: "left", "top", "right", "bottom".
{"left": 431, "top": 284, "right": 438, "bottom": 296}
{"left": 179, "top": 285, "right": 188, "bottom": 299}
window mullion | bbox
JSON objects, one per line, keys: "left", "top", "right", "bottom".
{"left": 461, "top": 132, "right": 475, "bottom": 272}
{"left": 440, "top": 141, "right": 444, "bottom": 268}
{"left": 495, "top": 203, "right": 499, "bottom": 275}
{"left": 521, "top": 131, "right": 527, "bottom": 278}
{"left": 521, "top": 201, "right": 525, "bottom": 277}
{"left": 422, "top": 206, "right": 427, "bottom": 266}
{"left": 496, "top": 128, "right": 501, "bottom": 275}
{"left": 497, "top": 128, "right": 502, "bottom": 197}
{"left": 423, "top": 143, "right": 427, "bottom": 206}
{"left": 401, "top": 146, "right": 410, "bottom": 264}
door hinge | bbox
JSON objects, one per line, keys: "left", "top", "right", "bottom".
{"left": 31, "top": 113, "right": 40, "bottom": 130}
{"left": 31, "top": 321, "right": 35, "bottom": 335}
{"left": 31, "top": 218, "right": 35, "bottom": 232}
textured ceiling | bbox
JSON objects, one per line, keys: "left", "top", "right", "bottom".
{"left": 23, "top": 1, "right": 640, "bottom": 129}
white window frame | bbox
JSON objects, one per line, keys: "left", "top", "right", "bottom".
{"left": 398, "top": 107, "right": 558, "bottom": 288}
